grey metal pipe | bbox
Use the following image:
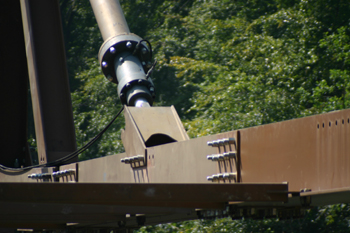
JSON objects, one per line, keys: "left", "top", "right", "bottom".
{"left": 90, "top": 0, "right": 155, "bottom": 107}
{"left": 90, "top": 0, "right": 130, "bottom": 41}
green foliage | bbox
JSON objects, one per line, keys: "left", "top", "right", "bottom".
{"left": 71, "top": 59, "right": 124, "bottom": 160}
{"left": 136, "top": 205, "right": 350, "bottom": 232}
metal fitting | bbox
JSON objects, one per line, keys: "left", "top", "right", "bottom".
{"left": 207, "top": 152, "right": 236, "bottom": 161}
{"left": 28, "top": 173, "right": 52, "bottom": 180}
{"left": 52, "top": 169, "right": 76, "bottom": 178}
{"left": 121, "top": 155, "right": 144, "bottom": 164}
{"left": 109, "top": 47, "right": 116, "bottom": 54}
{"left": 207, "top": 138, "right": 235, "bottom": 147}
{"left": 126, "top": 41, "right": 132, "bottom": 48}
{"left": 97, "top": 34, "right": 155, "bottom": 106}
{"left": 141, "top": 47, "right": 148, "bottom": 54}
{"left": 207, "top": 172, "right": 236, "bottom": 181}
{"left": 223, "top": 152, "right": 236, "bottom": 159}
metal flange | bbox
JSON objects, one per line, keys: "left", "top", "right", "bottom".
{"left": 98, "top": 34, "right": 152, "bottom": 84}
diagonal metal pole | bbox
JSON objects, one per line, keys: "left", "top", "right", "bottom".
{"left": 90, "top": 0, "right": 155, "bottom": 107}
{"left": 20, "top": 0, "right": 77, "bottom": 164}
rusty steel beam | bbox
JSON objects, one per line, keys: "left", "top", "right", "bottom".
{"left": 20, "top": 0, "right": 76, "bottom": 164}
{"left": 78, "top": 109, "right": 350, "bottom": 192}
{"left": 0, "top": 182, "right": 287, "bottom": 228}
{"left": 0, "top": 181, "right": 287, "bottom": 229}
{"left": 238, "top": 109, "right": 350, "bottom": 192}
{"left": 0, "top": 182, "right": 288, "bottom": 207}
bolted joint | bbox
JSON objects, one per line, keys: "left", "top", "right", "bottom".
{"left": 98, "top": 34, "right": 155, "bottom": 106}
{"left": 98, "top": 34, "right": 153, "bottom": 84}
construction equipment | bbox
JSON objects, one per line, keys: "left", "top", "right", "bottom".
{"left": 0, "top": 0, "right": 349, "bottom": 232}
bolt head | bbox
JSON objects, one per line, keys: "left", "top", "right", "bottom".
{"left": 109, "top": 47, "right": 116, "bottom": 54}
{"left": 146, "top": 61, "right": 153, "bottom": 68}
{"left": 102, "top": 61, "right": 108, "bottom": 68}
{"left": 142, "top": 47, "right": 148, "bottom": 54}
{"left": 126, "top": 41, "right": 132, "bottom": 48}
{"left": 142, "top": 61, "right": 146, "bottom": 66}
{"left": 150, "top": 87, "right": 155, "bottom": 92}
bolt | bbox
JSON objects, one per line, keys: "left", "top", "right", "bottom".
{"left": 109, "top": 47, "right": 116, "bottom": 54}
{"left": 136, "top": 155, "right": 144, "bottom": 161}
{"left": 141, "top": 47, "right": 148, "bottom": 54}
{"left": 126, "top": 41, "right": 132, "bottom": 48}
{"left": 142, "top": 61, "right": 146, "bottom": 66}
{"left": 207, "top": 140, "right": 219, "bottom": 147}
{"left": 223, "top": 138, "right": 230, "bottom": 144}
{"left": 124, "top": 158, "right": 131, "bottom": 164}
{"left": 102, "top": 61, "right": 108, "bottom": 68}
{"left": 119, "top": 57, "right": 124, "bottom": 63}
{"left": 223, "top": 152, "right": 236, "bottom": 159}
{"left": 68, "top": 169, "right": 75, "bottom": 175}
{"left": 212, "top": 141, "right": 219, "bottom": 147}
{"left": 218, "top": 139, "right": 225, "bottom": 145}
{"left": 125, "top": 83, "right": 130, "bottom": 88}
{"left": 228, "top": 137, "right": 235, "bottom": 144}
{"left": 150, "top": 87, "right": 155, "bottom": 92}
{"left": 107, "top": 75, "right": 113, "bottom": 82}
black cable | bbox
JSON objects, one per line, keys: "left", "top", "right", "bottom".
{"left": 146, "top": 59, "right": 157, "bottom": 79}
{"left": 0, "top": 105, "right": 124, "bottom": 172}
{"left": 132, "top": 39, "right": 153, "bottom": 59}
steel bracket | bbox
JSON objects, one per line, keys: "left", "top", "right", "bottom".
{"left": 121, "top": 106, "right": 189, "bottom": 168}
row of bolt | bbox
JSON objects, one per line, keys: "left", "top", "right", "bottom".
{"left": 28, "top": 173, "right": 52, "bottom": 180}
{"left": 207, "top": 152, "right": 236, "bottom": 161}
{"left": 28, "top": 169, "right": 75, "bottom": 180}
{"left": 52, "top": 169, "right": 75, "bottom": 178}
{"left": 121, "top": 155, "right": 144, "bottom": 164}
{"left": 207, "top": 172, "right": 236, "bottom": 181}
{"left": 199, "top": 207, "right": 230, "bottom": 219}
{"left": 207, "top": 137, "right": 235, "bottom": 147}
{"left": 102, "top": 41, "right": 150, "bottom": 69}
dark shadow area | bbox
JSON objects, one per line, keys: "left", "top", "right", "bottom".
{"left": 145, "top": 134, "right": 177, "bottom": 147}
